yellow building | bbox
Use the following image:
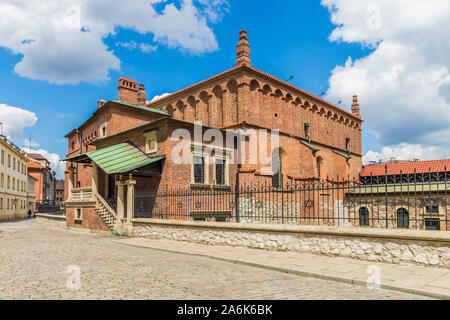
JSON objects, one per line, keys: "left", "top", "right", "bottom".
{"left": 0, "top": 135, "right": 31, "bottom": 220}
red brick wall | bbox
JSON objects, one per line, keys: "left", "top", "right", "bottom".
{"left": 66, "top": 207, "right": 110, "bottom": 231}
{"left": 148, "top": 68, "right": 363, "bottom": 181}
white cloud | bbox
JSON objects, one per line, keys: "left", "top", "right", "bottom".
{"left": 116, "top": 41, "right": 158, "bottom": 54}
{"left": 139, "top": 43, "right": 158, "bottom": 53}
{"left": 151, "top": 93, "right": 171, "bottom": 102}
{"left": 0, "top": 103, "right": 37, "bottom": 139}
{"left": 363, "top": 143, "right": 441, "bottom": 165}
{"left": 0, "top": 102, "right": 64, "bottom": 178}
{"left": 27, "top": 148, "right": 66, "bottom": 179}
{"left": 322, "top": 1, "right": 450, "bottom": 159}
{"left": 23, "top": 139, "right": 40, "bottom": 149}
{"left": 0, "top": 0, "right": 229, "bottom": 84}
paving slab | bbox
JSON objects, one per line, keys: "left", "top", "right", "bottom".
{"left": 116, "top": 237, "right": 450, "bottom": 299}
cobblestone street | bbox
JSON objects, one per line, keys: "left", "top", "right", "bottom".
{"left": 0, "top": 219, "right": 430, "bottom": 300}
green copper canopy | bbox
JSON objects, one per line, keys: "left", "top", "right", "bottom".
{"left": 86, "top": 142, "right": 165, "bottom": 174}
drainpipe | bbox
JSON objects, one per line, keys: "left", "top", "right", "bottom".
{"left": 75, "top": 128, "right": 82, "bottom": 189}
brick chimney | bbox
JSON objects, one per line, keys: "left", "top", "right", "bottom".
{"left": 235, "top": 30, "right": 251, "bottom": 68}
{"left": 137, "top": 84, "right": 147, "bottom": 105}
{"left": 97, "top": 99, "right": 106, "bottom": 109}
{"left": 118, "top": 77, "right": 138, "bottom": 104}
{"left": 351, "top": 95, "right": 360, "bottom": 118}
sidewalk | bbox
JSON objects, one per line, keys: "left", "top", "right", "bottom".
{"left": 113, "top": 237, "right": 450, "bottom": 299}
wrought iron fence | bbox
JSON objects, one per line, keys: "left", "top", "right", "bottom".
{"left": 133, "top": 167, "right": 450, "bottom": 231}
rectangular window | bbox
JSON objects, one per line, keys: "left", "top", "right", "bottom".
{"left": 13, "top": 158, "right": 15, "bottom": 170}
{"left": 215, "top": 158, "right": 225, "bottom": 185}
{"left": 193, "top": 156, "right": 205, "bottom": 184}
{"left": 7, "top": 198, "right": 9, "bottom": 210}
{"left": 8, "top": 154, "right": 10, "bottom": 167}
{"left": 1, "top": 173, "right": 3, "bottom": 188}
{"left": 144, "top": 130, "right": 157, "bottom": 153}
{"left": 75, "top": 208, "right": 82, "bottom": 220}
{"left": 425, "top": 205, "right": 439, "bottom": 214}
{"left": 12, "top": 178, "right": 15, "bottom": 190}
{"left": 425, "top": 218, "right": 440, "bottom": 230}
{"left": 7, "top": 175, "right": 10, "bottom": 189}
{"left": 1, "top": 150, "right": 4, "bottom": 164}
{"left": 0, "top": 198, "right": 2, "bottom": 210}
{"left": 99, "top": 123, "right": 107, "bottom": 138}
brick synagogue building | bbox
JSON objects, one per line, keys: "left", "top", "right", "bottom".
{"left": 64, "top": 30, "right": 363, "bottom": 232}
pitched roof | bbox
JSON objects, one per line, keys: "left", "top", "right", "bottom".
{"left": 146, "top": 65, "right": 361, "bottom": 121}
{"left": 55, "top": 180, "right": 65, "bottom": 190}
{"left": 27, "top": 153, "right": 48, "bottom": 162}
{"left": 64, "top": 100, "right": 169, "bottom": 138}
{"left": 361, "top": 159, "right": 450, "bottom": 176}
{"left": 28, "top": 158, "right": 45, "bottom": 169}
{"left": 109, "top": 100, "right": 168, "bottom": 115}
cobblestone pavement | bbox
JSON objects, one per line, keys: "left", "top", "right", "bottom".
{"left": 0, "top": 219, "right": 430, "bottom": 300}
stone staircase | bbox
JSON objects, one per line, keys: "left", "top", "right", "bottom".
{"left": 95, "top": 194, "right": 119, "bottom": 231}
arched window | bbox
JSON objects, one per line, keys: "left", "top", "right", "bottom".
{"left": 359, "top": 207, "right": 370, "bottom": 226}
{"left": 397, "top": 208, "right": 409, "bottom": 229}
{"left": 272, "top": 149, "right": 282, "bottom": 188}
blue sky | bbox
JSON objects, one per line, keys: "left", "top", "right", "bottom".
{"left": 1, "top": 0, "right": 449, "bottom": 177}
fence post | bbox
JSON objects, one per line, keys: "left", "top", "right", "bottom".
{"left": 235, "top": 173, "right": 240, "bottom": 223}
{"left": 385, "top": 164, "right": 388, "bottom": 228}
{"left": 235, "top": 132, "right": 241, "bottom": 223}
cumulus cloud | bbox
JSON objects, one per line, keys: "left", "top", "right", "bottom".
{"left": 27, "top": 148, "right": 66, "bottom": 179}
{"left": 0, "top": 103, "right": 37, "bottom": 139}
{"left": 151, "top": 93, "right": 171, "bottom": 102}
{"left": 0, "top": 0, "right": 229, "bottom": 84}
{"left": 363, "top": 143, "right": 441, "bottom": 165}
{"left": 322, "top": 0, "right": 450, "bottom": 160}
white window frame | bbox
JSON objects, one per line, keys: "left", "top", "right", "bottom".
{"left": 75, "top": 208, "right": 83, "bottom": 221}
{"left": 190, "top": 144, "right": 232, "bottom": 186}
{"left": 191, "top": 148, "right": 209, "bottom": 185}
{"left": 99, "top": 123, "right": 107, "bottom": 138}
{"left": 213, "top": 154, "right": 230, "bottom": 186}
{"left": 143, "top": 130, "right": 158, "bottom": 154}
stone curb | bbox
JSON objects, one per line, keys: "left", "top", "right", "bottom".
{"left": 112, "top": 240, "right": 450, "bottom": 300}
{"left": 35, "top": 213, "right": 66, "bottom": 221}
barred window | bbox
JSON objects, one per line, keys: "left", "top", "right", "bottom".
{"left": 76, "top": 208, "right": 82, "bottom": 220}
{"left": 425, "top": 218, "right": 440, "bottom": 230}
{"left": 425, "top": 205, "right": 439, "bottom": 214}
{"left": 397, "top": 208, "right": 409, "bottom": 229}
{"left": 215, "top": 158, "right": 225, "bottom": 185}
{"left": 359, "top": 207, "right": 370, "bottom": 226}
{"left": 194, "top": 156, "right": 205, "bottom": 184}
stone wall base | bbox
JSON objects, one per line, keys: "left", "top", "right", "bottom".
{"left": 132, "top": 221, "right": 450, "bottom": 269}
{"left": 0, "top": 213, "right": 29, "bottom": 221}
{"left": 35, "top": 214, "right": 67, "bottom": 229}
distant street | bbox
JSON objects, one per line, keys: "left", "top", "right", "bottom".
{"left": 0, "top": 219, "right": 429, "bottom": 300}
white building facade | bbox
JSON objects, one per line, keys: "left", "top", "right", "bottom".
{"left": 0, "top": 135, "right": 31, "bottom": 220}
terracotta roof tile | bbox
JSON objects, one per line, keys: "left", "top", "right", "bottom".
{"left": 119, "top": 77, "right": 137, "bottom": 83}
{"left": 361, "top": 159, "right": 450, "bottom": 177}
{"left": 28, "top": 159, "right": 45, "bottom": 169}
